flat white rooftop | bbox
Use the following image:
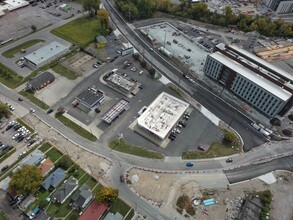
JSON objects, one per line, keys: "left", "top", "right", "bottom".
{"left": 24, "top": 41, "right": 69, "bottom": 66}
{"left": 137, "top": 92, "right": 189, "bottom": 140}
{"left": 0, "top": 0, "right": 29, "bottom": 12}
{"left": 210, "top": 52, "right": 292, "bottom": 101}
{"left": 107, "top": 73, "right": 135, "bottom": 91}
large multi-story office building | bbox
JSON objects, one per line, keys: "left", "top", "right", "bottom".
{"left": 262, "top": 0, "right": 293, "bottom": 14}
{"left": 203, "top": 44, "right": 293, "bottom": 118}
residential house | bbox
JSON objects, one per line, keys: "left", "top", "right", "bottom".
{"left": 42, "top": 168, "right": 66, "bottom": 190}
{"left": 18, "top": 150, "right": 44, "bottom": 167}
{"left": 52, "top": 177, "right": 78, "bottom": 204}
{"left": 71, "top": 183, "right": 93, "bottom": 210}
{"left": 104, "top": 212, "right": 123, "bottom": 220}
{"left": 26, "top": 72, "right": 55, "bottom": 91}
{"left": 38, "top": 159, "right": 55, "bottom": 177}
{"left": 19, "top": 195, "right": 36, "bottom": 211}
{"left": 79, "top": 201, "right": 109, "bottom": 220}
{"left": 96, "top": 36, "right": 108, "bottom": 48}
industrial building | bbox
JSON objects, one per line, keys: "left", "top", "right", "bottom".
{"left": 203, "top": 44, "right": 293, "bottom": 118}
{"left": 75, "top": 88, "right": 104, "bottom": 109}
{"left": 24, "top": 41, "right": 69, "bottom": 68}
{"left": 137, "top": 92, "right": 189, "bottom": 140}
{"left": 0, "top": 0, "right": 29, "bottom": 17}
{"left": 262, "top": 0, "right": 293, "bottom": 14}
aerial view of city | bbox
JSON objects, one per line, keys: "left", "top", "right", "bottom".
{"left": 0, "top": 0, "right": 292, "bottom": 219}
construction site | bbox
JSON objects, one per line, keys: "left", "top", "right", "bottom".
{"left": 255, "top": 44, "right": 293, "bottom": 62}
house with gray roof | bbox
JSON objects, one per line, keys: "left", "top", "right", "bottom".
{"left": 71, "top": 183, "right": 93, "bottom": 210}
{"left": 52, "top": 177, "right": 78, "bottom": 204}
{"left": 42, "top": 168, "right": 66, "bottom": 190}
{"left": 104, "top": 212, "right": 123, "bottom": 220}
{"left": 19, "top": 150, "right": 44, "bottom": 167}
{"left": 26, "top": 72, "right": 55, "bottom": 91}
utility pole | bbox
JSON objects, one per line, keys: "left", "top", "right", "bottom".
{"left": 163, "top": 30, "right": 167, "bottom": 48}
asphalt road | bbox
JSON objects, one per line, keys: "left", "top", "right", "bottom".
{"left": 225, "top": 155, "right": 293, "bottom": 184}
{"left": 103, "top": 0, "right": 266, "bottom": 152}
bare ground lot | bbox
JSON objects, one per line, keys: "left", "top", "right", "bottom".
{"left": 127, "top": 168, "right": 293, "bottom": 220}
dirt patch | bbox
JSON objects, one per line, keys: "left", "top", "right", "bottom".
{"left": 127, "top": 168, "right": 293, "bottom": 220}
{"left": 61, "top": 52, "right": 98, "bottom": 76}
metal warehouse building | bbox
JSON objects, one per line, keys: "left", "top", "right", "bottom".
{"left": 203, "top": 44, "right": 293, "bottom": 118}
{"left": 137, "top": 92, "right": 189, "bottom": 140}
{"left": 24, "top": 41, "right": 69, "bottom": 68}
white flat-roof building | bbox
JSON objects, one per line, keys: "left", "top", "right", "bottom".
{"left": 0, "top": 0, "right": 29, "bottom": 16}
{"left": 204, "top": 44, "right": 293, "bottom": 118}
{"left": 137, "top": 92, "right": 189, "bottom": 140}
{"left": 24, "top": 41, "right": 69, "bottom": 68}
{"left": 106, "top": 73, "right": 136, "bottom": 94}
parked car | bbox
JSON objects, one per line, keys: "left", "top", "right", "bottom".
{"left": 18, "top": 97, "right": 23, "bottom": 101}
{"left": 226, "top": 158, "right": 233, "bottom": 163}
{"left": 120, "top": 175, "right": 125, "bottom": 183}
{"left": 197, "top": 145, "right": 206, "bottom": 151}
{"left": 1, "top": 165, "right": 9, "bottom": 172}
{"left": 186, "top": 162, "right": 194, "bottom": 167}
{"left": 47, "top": 109, "right": 53, "bottom": 114}
{"left": 9, "top": 105, "right": 15, "bottom": 111}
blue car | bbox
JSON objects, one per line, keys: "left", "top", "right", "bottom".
{"left": 186, "top": 162, "right": 194, "bottom": 167}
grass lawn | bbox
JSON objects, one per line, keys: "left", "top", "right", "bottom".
{"left": 92, "top": 183, "right": 103, "bottom": 194}
{"left": 50, "top": 197, "right": 73, "bottom": 217}
{"left": 46, "top": 148, "right": 63, "bottom": 162}
{"left": 39, "top": 142, "right": 53, "bottom": 153}
{"left": 0, "top": 211, "right": 8, "bottom": 220}
{"left": 73, "top": 167, "right": 86, "bottom": 180}
{"left": 51, "top": 63, "right": 79, "bottom": 80}
{"left": 108, "top": 198, "right": 131, "bottom": 217}
{"left": 182, "top": 141, "right": 241, "bottom": 159}
{"left": 55, "top": 114, "right": 97, "bottom": 141}
{"left": 65, "top": 210, "right": 79, "bottom": 220}
{"left": 51, "top": 17, "right": 102, "bottom": 47}
{"left": 109, "top": 139, "right": 163, "bottom": 159}
{"left": 0, "top": 147, "right": 15, "bottom": 164}
{"left": 0, "top": 63, "right": 23, "bottom": 88}
{"left": 86, "top": 177, "right": 98, "bottom": 190}
{"left": 27, "top": 188, "right": 50, "bottom": 212}
{"left": 19, "top": 90, "right": 49, "bottom": 110}
{"left": 78, "top": 173, "right": 90, "bottom": 186}
{"left": 125, "top": 209, "right": 135, "bottom": 220}
{"left": 2, "top": 39, "right": 44, "bottom": 58}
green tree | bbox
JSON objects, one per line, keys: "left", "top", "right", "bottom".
{"left": 148, "top": 67, "right": 156, "bottom": 76}
{"left": 95, "top": 187, "right": 118, "bottom": 204}
{"left": 224, "top": 130, "right": 237, "bottom": 143}
{"left": 190, "top": 2, "right": 209, "bottom": 21}
{"left": 56, "top": 155, "right": 73, "bottom": 170}
{"left": 0, "top": 102, "right": 10, "bottom": 119}
{"left": 98, "top": 9, "right": 109, "bottom": 31}
{"left": 132, "top": 53, "right": 140, "bottom": 60}
{"left": 223, "top": 6, "right": 236, "bottom": 26}
{"left": 9, "top": 165, "right": 43, "bottom": 195}
{"left": 83, "top": 0, "right": 100, "bottom": 16}
{"left": 140, "top": 59, "right": 147, "bottom": 67}
{"left": 137, "top": 0, "right": 154, "bottom": 18}
{"left": 31, "top": 25, "right": 37, "bottom": 32}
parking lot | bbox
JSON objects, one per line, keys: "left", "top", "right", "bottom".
{"left": 139, "top": 22, "right": 221, "bottom": 79}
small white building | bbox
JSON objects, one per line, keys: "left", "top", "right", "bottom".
{"left": 137, "top": 92, "right": 189, "bottom": 140}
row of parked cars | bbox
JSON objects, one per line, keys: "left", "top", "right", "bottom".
{"left": 6, "top": 121, "right": 31, "bottom": 143}
{"left": 168, "top": 113, "right": 190, "bottom": 141}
